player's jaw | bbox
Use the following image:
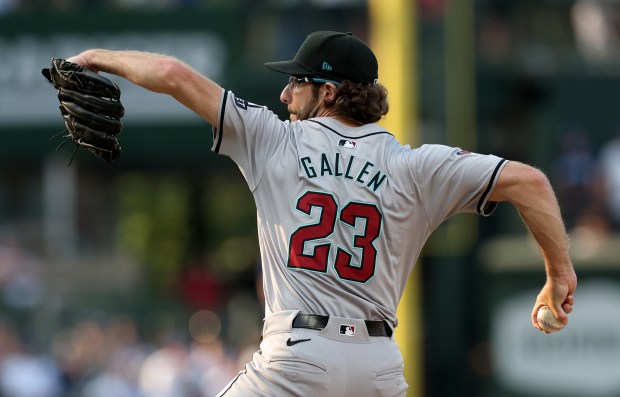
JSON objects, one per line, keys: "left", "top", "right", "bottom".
{"left": 288, "top": 96, "right": 322, "bottom": 121}
{"left": 282, "top": 83, "right": 323, "bottom": 121}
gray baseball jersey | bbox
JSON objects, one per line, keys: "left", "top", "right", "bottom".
{"left": 212, "top": 90, "right": 507, "bottom": 328}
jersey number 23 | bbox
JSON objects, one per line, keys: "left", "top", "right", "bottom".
{"left": 288, "top": 191, "right": 383, "bottom": 283}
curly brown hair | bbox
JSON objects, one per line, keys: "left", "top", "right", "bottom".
{"left": 323, "top": 80, "right": 389, "bottom": 124}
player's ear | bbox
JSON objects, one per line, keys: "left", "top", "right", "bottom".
{"left": 322, "top": 82, "right": 338, "bottom": 103}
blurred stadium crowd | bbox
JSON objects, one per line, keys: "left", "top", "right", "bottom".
{"left": 552, "top": 125, "right": 620, "bottom": 236}
{"left": 0, "top": 313, "right": 250, "bottom": 397}
{"left": 0, "top": 229, "right": 266, "bottom": 397}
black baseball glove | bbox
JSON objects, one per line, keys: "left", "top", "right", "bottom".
{"left": 42, "top": 58, "right": 124, "bottom": 163}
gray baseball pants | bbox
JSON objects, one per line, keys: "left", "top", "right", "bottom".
{"left": 216, "top": 310, "right": 408, "bottom": 397}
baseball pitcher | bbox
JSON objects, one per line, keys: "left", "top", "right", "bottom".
{"left": 63, "top": 31, "right": 577, "bottom": 396}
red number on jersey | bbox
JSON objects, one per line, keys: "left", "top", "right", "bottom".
{"left": 288, "top": 191, "right": 382, "bottom": 283}
{"left": 288, "top": 192, "right": 337, "bottom": 272}
{"left": 335, "top": 202, "right": 382, "bottom": 283}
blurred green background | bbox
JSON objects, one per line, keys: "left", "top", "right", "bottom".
{"left": 1, "top": 1, "right": 619, "bottom": 396}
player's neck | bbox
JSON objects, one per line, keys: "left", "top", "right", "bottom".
{"left": 318, "top": 108, "right": 364, "bottom": 127}
{"left": 333, "top": 116, "right": 364, "bottom": 127}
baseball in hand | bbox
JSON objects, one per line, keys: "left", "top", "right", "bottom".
{"left": 536, "top": 306, "right": 565, "bottom": 333}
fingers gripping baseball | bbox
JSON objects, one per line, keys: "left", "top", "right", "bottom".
{"left": 531, "top": 272, "right": 577, "bottom": 333}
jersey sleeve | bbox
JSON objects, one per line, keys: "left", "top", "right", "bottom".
{"left": 211, "top": 90, "right": 288, "bottom": 190}
{"left": 411, "top": 144, "right": 507, "bottom": 228}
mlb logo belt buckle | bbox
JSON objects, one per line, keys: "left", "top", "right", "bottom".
{"left": 339, "top": 324, "right": 356, "bottom": 336}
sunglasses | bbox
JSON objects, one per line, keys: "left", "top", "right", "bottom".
{"left": 288, "top": 76, "right": 342, "bottom": 90}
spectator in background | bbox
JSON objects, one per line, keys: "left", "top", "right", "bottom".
{"left": 0, "top": 320, "right": 62, "bottom": 397}
{"left": 599, "top": 126, "right": 620, "bottom": 231}
{"left": 550, "top": 125, "right": 602, "bottom": 231}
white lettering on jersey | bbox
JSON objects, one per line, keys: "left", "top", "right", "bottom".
{"left": 234, "top": 97, "right": 247, "bottom": 109}
{"left": 234, "top": 96, "right": 264, "bottom": 111}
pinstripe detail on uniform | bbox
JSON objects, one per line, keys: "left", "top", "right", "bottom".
{"left": 477, "top": 158, "right": 507, "bottom": 215}
{"left": 213, "top": 90, "right": 229, "bottom": 154}
{"left": 215, "top": 367, "right": 246, "bottom": 396}
{"left": 307, "top": 120, "right": 393, "bottom": 139}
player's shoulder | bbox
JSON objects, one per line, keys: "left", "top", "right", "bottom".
{"left": 385, "top": 142, "right": 452, "bottom": 159}
{"left": 417, "top": 143, "right": 457, "bottom": 153}
{"left": 389, "top": 144, "right": 464, "bottom": 171}
{"left": 415, "top": 144, "right": 478, "bottom": 159}
{"left": 226, "top": 90, "right": 268, "bottom": 112}
{"left": 224, "top": 90, "right": 290, "bottom": 133}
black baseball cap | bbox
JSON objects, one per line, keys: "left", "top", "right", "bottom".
{"left": 264, "top": 31, "right": 378, "bottom": 84}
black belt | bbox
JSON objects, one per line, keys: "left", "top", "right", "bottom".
{"left": 292, "top": 313, "right": 392, "bottom": 337}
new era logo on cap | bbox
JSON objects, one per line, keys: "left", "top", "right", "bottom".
{"left": 322, "top": 62, "right": 332, "bottom": 71}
